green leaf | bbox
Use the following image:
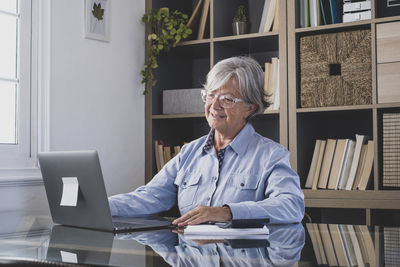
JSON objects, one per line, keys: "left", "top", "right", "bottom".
{"left": 92, "top": 3, "right": 105, "bottom": 21}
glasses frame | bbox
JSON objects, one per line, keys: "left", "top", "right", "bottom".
{"left": 201, "top": 89, "right": 244, "bottom": 109}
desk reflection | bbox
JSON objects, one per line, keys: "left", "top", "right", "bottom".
{"left": 118, "top": 223, "right": 305, "bottom": 267}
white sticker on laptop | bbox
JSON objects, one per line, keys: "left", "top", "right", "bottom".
{"left": 60, "top": 177, "right": 79, "bottom": 206}
{"left": 60, "top": 250, "right": 78, "bottom": 263}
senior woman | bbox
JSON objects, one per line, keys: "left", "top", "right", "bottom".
{"left": 108, "top": 56, "right": 304, "bottom": 225}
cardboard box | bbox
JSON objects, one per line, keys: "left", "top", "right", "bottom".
{"left": 163, "top": 88, "right": 204, "bottom": 114}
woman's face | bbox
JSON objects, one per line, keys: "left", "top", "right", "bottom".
{"left": 205, "top": 79, "right": 255, "bottom": 137}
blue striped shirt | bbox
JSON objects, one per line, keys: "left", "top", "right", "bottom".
{"left": 109, "top": 123, "right": 304, "bottom": 223}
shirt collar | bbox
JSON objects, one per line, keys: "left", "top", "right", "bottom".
{"left": 202, "top": 123, "right": 254, "bottom": 155}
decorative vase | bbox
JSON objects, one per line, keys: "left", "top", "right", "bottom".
{"left": 232, "top": 22, "right": 248, "bottom": 35}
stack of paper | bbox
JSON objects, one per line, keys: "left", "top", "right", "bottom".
{"left": 184, "top": 224, "right": 269, "bottom": 240}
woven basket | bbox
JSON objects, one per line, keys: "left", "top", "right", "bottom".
{"left": 300, "top": 29, "right": 372, "bottom": 108}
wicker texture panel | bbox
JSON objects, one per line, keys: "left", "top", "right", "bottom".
{"left": 300, "top": 29, "right": 372, "bottom": 108}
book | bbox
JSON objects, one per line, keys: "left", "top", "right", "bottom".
{"left": 327, "top": 139, "right": 349, "bottom": 189}
{"left": 264, "top": 62, "right": 272, "bottom": 106}
{"left": 318, "top": 139, "right": 337, "bottom": 189}
{"left": 345, "top": 225, "right": 365, "bottom": 267}
{"left": 197, "top": 0, "right": 210, "bottom": 39}
{"left": 338, "top": 140, "right": 355, "bottom": 189}
{"left": 272, "top": 58, "right": 280, "bottom": 110}
{"left": 163, "top": 146, "right": 172, "bottom": 164}
{"left": 263, "top": 0, "right": 277, "bottom": 32}
{"left": 300, "top": 0, "right": 309, "bottom": 28}
{"left": 329, "top": 0, "right": 343, "bottom": 24}
{"left": 271, "top": 0, "right": 279, "bottom": 32}
{"left": 154, "top": 140, "right": 161, "bottom": 172}
{"left": 309, "top": 0, "right": 319, "bottom": 27}
{"left": 312, "top": 140, "right": 327, "bottom": 189}
{"left": 352, "top": 144, "right": 368, "bottom": 190}
{"left": 356, "top": 140, "right": 374, "bottom": 190}
{"left": 306, "top": 223, "right": 327, "bottom": 265}
{"left": 354, "top": 225, "right": 375, "bottom": 265}
{"left": 305, "top": 140, "right": 323, "bottom": 188}
{"left": 340, "top": 224, "right": 358, "bottom": 267}
{"left": 329, "top": 224, "right": 350, "bottom": 267}
{"left": 318, "top": 224, "right": 339, "bottom": 266}
{"left": 187, "top": 0, "right": 204, "bottom": 30}
{"left": 345, "top": 134, "right": 368, "bottom": 190}
{"left": 158, "top": 143, "right": 165, "bottom": 169}
{"left": 258, "top": 0, "right": 272, "bottom": 32}
{"left": 320, "top": 0, "right": 332, "bottom": 24}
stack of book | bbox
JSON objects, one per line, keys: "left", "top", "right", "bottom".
{"left": 258, "top": 0, "right": 279, "bottom": 33}
{"left": 154, "top": 140, "right": 182, "bottom": 172}
{"left": 343, "top": 0, "right": 371, "bottom": 23}
{"left": 304, "top": 135, "right": 374, "bottom": 190}
{"left": 299, "top": 0, "right": 343, "bottom": 28}
{"left": 384, "top": 227, "right": 400, "bottom": 267}
{"left": 264, "top": 57, "right": 280, "bottom": 111}
{"left": 383, "top": 113, "right": 400, "bottom": 189}
{"left": 307, "top": 223, "right": 376, "bottom": 266}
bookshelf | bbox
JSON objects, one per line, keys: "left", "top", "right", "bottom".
{"left": 144, "top": 0, "right": 400, "bottom": 224}
{"left": 145, "top": 0, "right": 288, "bottom": 180}
{"left": 287, "top": 0, "right": 400, "bottom": 224}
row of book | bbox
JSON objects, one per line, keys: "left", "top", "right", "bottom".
{"left": 154, "top": 140, "right": 181, "bottom": 172}
{"left": 305, "top": 135, "right": 374, "bottom": 190}
{"left": 307, "top": 223, "right": 375, "bottom": 266}
{"left": 258, "top": 0, "right": 280, "bottom": 33}
{"left": 264, "top": 57, "right": 280, "bottom": 111}
{"left": 299, "top": 0, "right": 371, "bottom": 28}
{"left": 383, "top": 113, "right": 400, "bottom": 188}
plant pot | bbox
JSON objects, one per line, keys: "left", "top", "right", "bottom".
{"left": 232, "top": 22, "right": 248, "bottom": 35}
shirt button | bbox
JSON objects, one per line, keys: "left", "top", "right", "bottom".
{"left": 183, "top": 182, "right": 187, "bottom": 186}
{"left": 240, "top": 183, "right": 245, "bottom": 187}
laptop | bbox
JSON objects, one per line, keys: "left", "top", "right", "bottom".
{"left": 38, "top": 150, "right": 172, "bottom": 232}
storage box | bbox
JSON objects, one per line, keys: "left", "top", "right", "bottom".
{"left": 343, "top": 1, "right": 371, "bottom": 13}
{"left": 377, "top": 21, "right": 400, "bottom": 63}
{"left": 343, "top": 10, "right": 371, "bottom": 23}
{"left": 163, "top": 88, "right": 204, "bottom": 114}
{"left": 299, "top": 29, "right": 372, "bottom": 108}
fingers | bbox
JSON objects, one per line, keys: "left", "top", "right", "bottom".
{"left": 172, "top": 207, "right": 201, "bottom": 225}
{"left": 172, "top": 206, "right": 229, "bottom": 227}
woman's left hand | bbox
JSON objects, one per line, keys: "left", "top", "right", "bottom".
{"left": 172, "top": 205, "right": 232, "bottom": 227}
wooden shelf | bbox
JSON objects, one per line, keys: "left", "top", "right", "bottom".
{"left": 297, "top": 105, "right": 374, "bottom": 113}
{"left": 295, "top": 19, "right": 372, "bottom": 33}
{"left": 213, "top": 31, "right": 278, "bottom": 42}
{"left": 304, "top": 189, "right": 400, "bottom": 209}
{"left": 152, "top": 113, "right": 205, "bottom": 119}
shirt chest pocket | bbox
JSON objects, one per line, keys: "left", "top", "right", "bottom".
{"left": 228, "top": 173, "right": 261, "bottom": 190}
{"left": 174, "top": 172, "right": 201, "bottom": 208}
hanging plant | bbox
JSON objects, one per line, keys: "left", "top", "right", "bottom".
{"left": 141, "top": 7, "right": 192, "bottom": 95}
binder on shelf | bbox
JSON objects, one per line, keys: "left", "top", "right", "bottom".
{"left": 320, "top": 0, "right": 332, "bottom": 24}
{"left": 197, "top": 0, "right": 210, "bottom": 39}
{"left": 306, "top": 223, "right": 327, "bottom": 265}
{"left": 300, "top": 0, "right": 310, "bottom": 28}
{"left": 154, "top": 140, "right": 161, "bottom": 172}
{"left": 262, "top": 0, "right": 277, "bottom": 32}
{"left": 338, "top": 140, "right": 355, "bottom": 189}
{"left": 352, "top": 144, "right": 368, "bottom": 190}
{"left": 327, "top": 139, "right": 349, "bottom": 190}
{"left": 329, "top": 0, "right": 343, "bottom": 24}
{"left": 329, "top": 224, "right": 350, "bottom": 267}
{"left": 187, "top": 0, "right": 204, "bottom": 30}
{"left": 318, "top": 224, "right": 339, "bottom": 266}
{"left": 305, "top": 139, "right": 323, "bottom": 188}
{"left": 356, "top": 140, "right": 374, "bottom": 190}
{"left": 312, "top": 140, "right": 327, "bottom": 190}
{"left": 345, "top": 134, "right": 368, "bottom": 190}
{"left": 258, "top": 0, "right": 271, "bottom": 32}
{"left": 346, "top": 225, "right": 365, "bottom": 267}
{"left": 317, "top": 139, "right": 337, "bottom": 189}
{"left": 309, "top": 0, "right": 321, "bottom": 27}
{"left": 340, "top": 224, "right": 358, "bottom": 267}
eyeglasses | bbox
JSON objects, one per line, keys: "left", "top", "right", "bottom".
{"left": 201, "top": 89, "right": 244, "bottom": 109}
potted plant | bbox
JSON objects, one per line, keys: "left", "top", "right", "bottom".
{"left": 232, "top": 5, "right": 248, "bottom": 35}
{"left": 141, "top": 8, "right": 192, "bottom": 94}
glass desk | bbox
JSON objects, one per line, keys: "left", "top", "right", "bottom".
{"left": 0, "top": 215, "right": 398, "bottom": 266}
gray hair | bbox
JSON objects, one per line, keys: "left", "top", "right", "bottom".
{"left": 203, "top": 56, "right": 271, "bottom": 119}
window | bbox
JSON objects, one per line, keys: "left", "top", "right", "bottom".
{"left": 0, "top": 0, "right": 36, "bottom": 170}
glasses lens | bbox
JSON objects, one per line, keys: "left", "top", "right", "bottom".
{"left": 219, "top": 96, "right": 235, "bottom": 108}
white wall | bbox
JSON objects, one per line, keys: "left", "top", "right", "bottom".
{"left": 49, "top": 0, "right": 146, "bottom": 196}
{"left": 0, "top": 0, "right": 146, "bottom": 223}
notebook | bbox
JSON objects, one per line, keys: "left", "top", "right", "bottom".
{"left": 38, "top": 150, "right": 172, "bottom": 232}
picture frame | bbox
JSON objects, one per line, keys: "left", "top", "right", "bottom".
{"left": 84, "top": 0, "right": 110, "bottom": 42}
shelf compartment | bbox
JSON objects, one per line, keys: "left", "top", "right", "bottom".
{"left": 213, "top": 0, "right": 267, "bottom": 38}
{"left": 297, "top": 104, "right": 373, "bottom": 113}
{"left": 251, "top": 113, "right": 280, "bottom": 144}
{"left": 296, "top": 109, "right": 373, "bottom": 185}
{"left": 152, "top": 43, "right": 210, "bottom": 115}
{"left": 304, "top": 189, "right": 400, "bottom": 209}
{"left": 214, "top": 34, "right": 279, "bottom": 65}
